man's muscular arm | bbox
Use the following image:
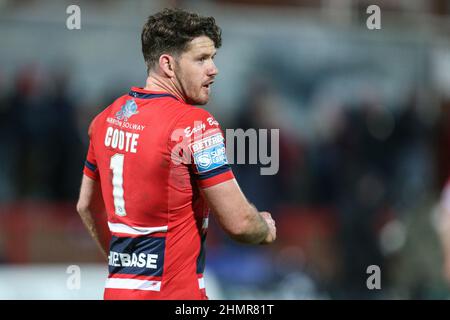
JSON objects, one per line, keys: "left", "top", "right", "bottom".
{"left": 76, "top": 175, "right": 111, "bottom": 259}
{"left": 201, "top": 179, "right": 276, "bottom": 244}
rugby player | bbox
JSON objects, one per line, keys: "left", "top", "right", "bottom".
{"left": 76, "top": 8, "right": 276, "bottom": 300}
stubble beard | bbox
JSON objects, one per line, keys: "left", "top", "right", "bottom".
{"left": 174, "top": 66, "right": 209, "bottom": 106}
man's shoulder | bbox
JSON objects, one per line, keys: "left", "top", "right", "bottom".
{"left": 175, "top": 105, "right": 216, "bottom": 123}
{"left": 170, "top": 105, "right": 222, "bottom": 142}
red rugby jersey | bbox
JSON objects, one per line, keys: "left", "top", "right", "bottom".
{"left": 83, "top": 87, "right": 234, "bottom": 300}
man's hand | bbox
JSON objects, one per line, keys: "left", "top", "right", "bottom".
{"left": 260, "top": 211, "right": 276, "bottom": 244}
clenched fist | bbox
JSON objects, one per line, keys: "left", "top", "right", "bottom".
{"left": 260, "top": 211, "right": 276, "bottom": 244}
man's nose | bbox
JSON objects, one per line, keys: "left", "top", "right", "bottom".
{"left": 208, "top": 61, "right": 219, "bottom": 76}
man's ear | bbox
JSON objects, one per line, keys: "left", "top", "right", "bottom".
{"left": 159, "top": 54, "right": 176, "bottom": 78}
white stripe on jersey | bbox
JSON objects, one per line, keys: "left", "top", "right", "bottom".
{"left": 105, "top": 278, "right": 162, "bottom": 291}
{"left": 198, "top": 277, "right": 205, "bottom": 289}
{"left": 108, "top": 222, "right": 168, "bottom": 235}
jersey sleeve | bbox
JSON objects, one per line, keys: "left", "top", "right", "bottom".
{"left": 83, "top": 118, "right": 100, "bottom": 180}
{"left": 169, "top": 107, "right": 234, "bottom": 188}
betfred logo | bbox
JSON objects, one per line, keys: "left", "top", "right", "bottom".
{"left": 190, "top": 133, "right": 224, "bottom": 153}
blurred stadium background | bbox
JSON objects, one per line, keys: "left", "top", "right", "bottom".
{"left": 1, "top": 0, "right": 450, "bottom": 299}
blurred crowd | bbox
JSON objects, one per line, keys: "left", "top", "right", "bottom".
{"left": 216, "top": 79, "right": 448, "bottom": 298}
{"left": 0, "top": 65, "right": 84, "bottom": 201}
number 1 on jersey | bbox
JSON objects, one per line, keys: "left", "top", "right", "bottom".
{"left": 110, "top": 153, "right": 127, "bottom": 216}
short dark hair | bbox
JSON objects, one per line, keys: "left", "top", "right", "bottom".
{"left": 141, "top": 8, "right": 222, "bottom": 73}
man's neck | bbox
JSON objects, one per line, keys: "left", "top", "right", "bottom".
{"left": 144, "top": 74, "right": 185, "bottom": 103}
